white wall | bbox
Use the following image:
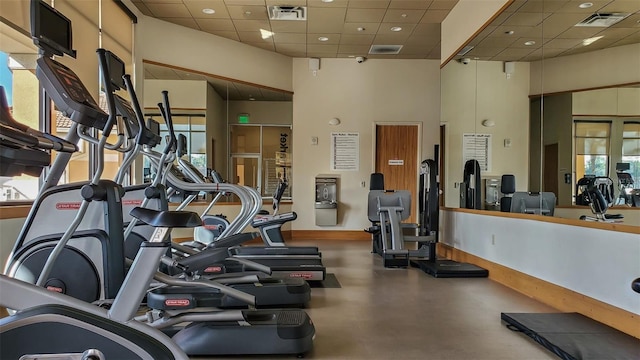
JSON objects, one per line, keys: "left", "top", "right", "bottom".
{"left": 441, "top": 210, "right": 640, "bottom": 315}
{"left": 291, "top": 58, "right": 441, "bottom": 231}
{"left": 441, "top": 60, "right": 531, "bottom": 207}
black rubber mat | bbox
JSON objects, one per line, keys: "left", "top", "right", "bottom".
{"left": 310, "top": 273, "right": 341, "bottom": 288}
{"left": 501, "top": 312, "right": 640, "bottom": 360}
{"left": 410, "top": 259, "right": 488, "bottom": 278}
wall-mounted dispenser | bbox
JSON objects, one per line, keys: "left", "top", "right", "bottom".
{"left": 315, "top": 175, "right": 338, "bottom": 226}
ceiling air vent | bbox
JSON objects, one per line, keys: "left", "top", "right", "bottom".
{"left": 368, "top": 45, "right": 403, "bottom": 55}
{"left": 575, "top": 13, "right": 630, "bottom": 27}
{"left": 268, "top": 6, "right": 307, "bottom": 21}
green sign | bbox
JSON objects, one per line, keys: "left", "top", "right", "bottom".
{"left": 238, "top": 114, "right": 249, "bottom": 123}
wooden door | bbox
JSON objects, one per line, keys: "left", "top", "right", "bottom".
{"left": 375, "top": 125, "right": 419, "bottom": 223}
{"left": 544, "top": 143, "right": 558, "bottom": 199}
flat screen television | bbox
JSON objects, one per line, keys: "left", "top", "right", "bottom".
{"left": 30, "top": 0, "right": 76, "bottom": 58}
{"left": 510, "top": 192, "right": 556, "bottom": 216}
{"left": 106, "top": 51, "right": 126, "bottom": 90}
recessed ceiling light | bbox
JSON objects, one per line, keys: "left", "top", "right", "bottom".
{"left": 390, "top": 26, "right": 402, "bottom": 32}
{"left": 524, "top": 40, "right": 536, "bottom": 46}
{"left": 357, "top": 27, "right": 365, "bottom": 32}
{"left": 321, "top": 0, "right": 334, "bottom": 2}
{"left": 318, "top": 36, "right": 329, "bottom": 42}
{"left": 505, "top": 30, "right": 515, "bottom": 35}
{"left": 401, "top": 14, "right": 407, "bottom": 18}
{"left": 249, "top": 95, "right": 255, "bottom": 101}
{"left": 202, "top": 8, "right": 215, "bottom": 14}
{"left": 582, "top": 35, "right": 604, "bottom": 46}
{"left": 260, "top": 29, "right": 274, "bottom": 39}
{"left": 579, "top": 2, "right": 593, "bottom": 9}
{"left": 245, "top": 11, "right": 252, "bottom": 16}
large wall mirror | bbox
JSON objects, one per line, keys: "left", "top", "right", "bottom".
{"left": 442, "top": 0, "right": 640, "bottom": 226}
{"left": 142, "top": 61, "right": 293, "bottom": 201}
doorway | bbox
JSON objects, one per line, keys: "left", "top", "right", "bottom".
{"left": 375, "top": 124, "right": 420, "bottom": 223}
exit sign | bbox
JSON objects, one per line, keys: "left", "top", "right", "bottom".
{"left": 238, "top": 114, "right": 249, "bottom": 123}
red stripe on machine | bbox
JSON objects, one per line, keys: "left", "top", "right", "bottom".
{"left": 165, "top": 299, "right": 190, "bottom": 307}
{"left": 55, "top": 202, "right": 81, "bottom": 210}
{"left": 204, "top": 266, "right": 223, "bottom": 273}
{"left": 122, "top": 199, "right": 143, "bottom": 206}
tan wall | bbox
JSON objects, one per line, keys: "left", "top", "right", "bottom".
{"left": 441, "top": 0, "right": 510, "bottom": 64}
{"left": 11, "top": 70, "right": 38, "bottom": 128}
{"left": 291, "top": 58, "right": 441, "bottom": 231}
{"left": 143, "top": 80, "right": 207, "bottom": 109}
{"left": 228, "top": 101, "right": 293, "bottom": 125}
{"left": 530, "top": 43, "right": 640, "bottom": 95}
{"left": 206, "top": 84, "right": 228, "bottom": 178}
{"left": 135, "top": 16, "right": 292, "bottom": 92}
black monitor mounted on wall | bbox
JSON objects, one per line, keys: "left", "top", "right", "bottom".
{"left": 31, "top": 0, "right": 77, "bottom": 58}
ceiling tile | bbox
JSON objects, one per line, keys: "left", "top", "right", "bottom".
{"left": 543, "top": 38, "right": 583, "bottom": 49}
{"left": 540, "top": 13, "right": 590, "bottom": 38}
{"left": 339, "top": 34, "right": 376, "bottom": 45}
{"left": 373, "top": 33, "right": 412, "bottom": 43}
{"left": 599, "top": 27, "right": 639, "bottom": 39}
{"left": 599, "top": 0, "right": 640, "bottom": 13}
{"left": 278, "top": 49, "right": 307, "bottom": 57}
{"left": 223, "top": 0, "right": 266, "bottom": 5}
{"left": 377, "top": 23, "right": 416, "bottom": 35}
{"left": 420, "top": 9, "right": 449, "bottom": 23}
{"left": 308, "top": 7, "right": 348, "bottom": 33}
{"left": 307, "top": 0, "right": 348, "bottom": 7}
{"left": 405, "top": 34, "right": 440, "bottom": 46}
{"left": 146, "top": 3, "right": 192, "bottom": 17}
{"left": 265, "top": 0, "right": 306, "bottom": 5}
{"left": 382, "top": 9, "right": 426, "bottom": 23}
{"left": 238, "top": 30, "right": 272, "bottom": 42}
{"left": 401, "top": 54, "right": 429, "bottom": 58}
{"left": 400, "top": 43, "right": 436, "bottom": 55}
{"left": 346, "top": 8, "right": 386, "bottom": 23}
{"left": 273, "top": 33, "right": 307, "bottom": 44}
{"left": 342, "top": 23, "right": 381, "bottom": 34}
{"left": 491, "top": 47, "right": 535, "bottom": 60}
{"left": 556, "top": 1, "right": 616, "bottom": 13}
{"left": 428, "top": 0, "right": 459, "bottom": 10}
{"left": 275, "top": 43, "right": 307, "bottom": 53}
{"left": 269, "top": 20, "right": 307, "bottom": 33}
{"left": 476, "top": 36, "right": 518, "bottom": 48}
{"left": 512, "top": 0, "right": 568, "bottom": 13}
{"left": 307, "top": 44, "right": 339, "bottom": 53}
{"left": 183, "top": 0, "right": 230, "bottom": 18}
{"left": 232, "top": 19, "right": 271, "bottom": 31}
{"left": 558, "top": 26, "right": 604, "bottom": 39}
{"left": 502, "top": 12, "right": 549, "bottom": 27}
{"left": 308, "top": 33, "right": 342, "bottom": 45}
{"left": 412, "top": 23, "right": 440, "bottom": 36}
{"left": 227, "top": 5, "right": 268, "bottom": 20}
{"left": 347, "top": 0, "right": 391, "bottom": 9}
{"left": 389, "top": 0, "right": 433, "bottom": 10}
{"left": 196, "top": 19, "right": 236, "bottom": 31}
{"left": 337, "top": 44, "right": 371, "bottom": 54}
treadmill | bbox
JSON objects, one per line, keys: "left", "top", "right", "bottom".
{"left": 173, "top": 139, "right": 326, "bottom": 281}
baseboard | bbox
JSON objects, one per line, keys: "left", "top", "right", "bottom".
{"left": 290, "top": 230, "right": 370, "bottom": 241}
{"left": 438, "top": 243, "right": 640, "bottom": 339}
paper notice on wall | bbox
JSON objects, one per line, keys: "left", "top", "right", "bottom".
{"left": 463, "top": 133, "right": 492, "bottom": 172}
{"left": 330, "top": 132, "right": 359, "bottom": 171}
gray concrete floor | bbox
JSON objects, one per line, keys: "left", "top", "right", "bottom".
{"left": 204, "top": 240, "right": 558, "bottom": 360}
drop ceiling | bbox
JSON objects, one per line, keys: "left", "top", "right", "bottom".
{"left": 131, "top": 0, "right": 640, "bottom": 62}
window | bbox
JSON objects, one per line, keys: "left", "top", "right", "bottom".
{"left": 230, "top": 124, "right": 292, "bottom": 200}
{"left": 574, "top": 121, "right": 611, "bottom": 180}
{"left": 621, "top": 121, "right": 640, "bottom": 186}
{"left": 142, "top": 114, "right": 207, "bottom": 179}
{"left": 1, "top": 1, "right": 134, "bottom": 203}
